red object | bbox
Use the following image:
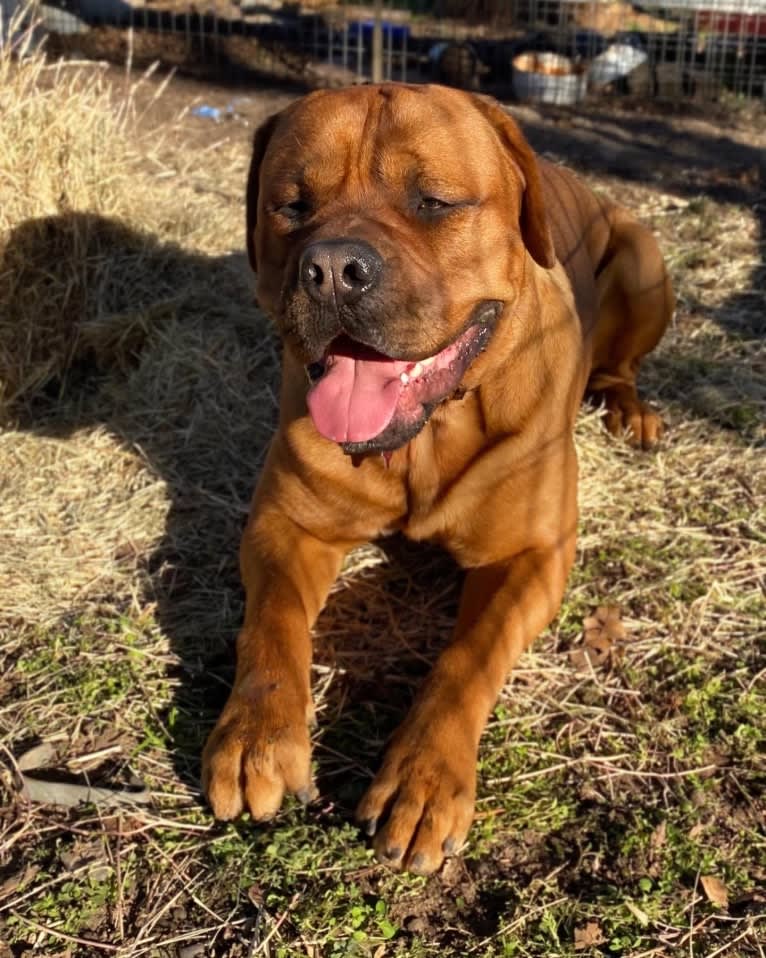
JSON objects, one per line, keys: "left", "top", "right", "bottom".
{"left": 694, "top": 11, "right": 766, "bottom": 37}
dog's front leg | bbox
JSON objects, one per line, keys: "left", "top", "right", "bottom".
{"left": 357, "top": 535, "right": 576, "bottom": 874}
{"left": 202, "top": 493, "right": 350, "bottom": 821}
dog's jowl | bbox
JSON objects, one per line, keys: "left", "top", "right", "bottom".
{"left": 201, "top": 83, "right": 674, "bottom": 875}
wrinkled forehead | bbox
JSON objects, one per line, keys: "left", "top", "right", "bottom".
{"left": 262, "top": 85, "right": 506, "bottom": 195}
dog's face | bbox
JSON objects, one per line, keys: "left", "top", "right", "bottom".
{"left": 247, "top": 84, "right": 554, "bottom": 454}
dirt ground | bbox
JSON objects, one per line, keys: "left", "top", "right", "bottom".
{"left": 0, "top": 51, "right": 764, "bottom": 958}
{"left": 114, "top": 63, "right": 766, "bottom": 223}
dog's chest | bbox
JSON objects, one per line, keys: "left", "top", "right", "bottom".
{"left": 398, "top": 393, "right": 490, "bottom": 537}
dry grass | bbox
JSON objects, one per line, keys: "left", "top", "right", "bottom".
{"left": 0, "top": 11, "right": 250, "bottom": 410}
{"left": 0, "top": 18, "right": 764, "bottom": 957}
{"left": 0, "top": 7, "right": 267, "bottom": 631}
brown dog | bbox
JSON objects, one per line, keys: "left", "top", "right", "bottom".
{"left": 202, "top": 84, "right": 673, "bottom": 875}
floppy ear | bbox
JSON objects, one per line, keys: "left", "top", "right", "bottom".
{"left": 469, "top": 95, "right": 556, "bottom": 269}
{"left": 245, "top": 111, "right": 282, "bottom": 273}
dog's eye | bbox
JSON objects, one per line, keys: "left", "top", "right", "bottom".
{"left": 276, "top": 199, "right": 311, "bottom": 220}
{"left": 417, "top": 196, "right": 450, "bottom": 215}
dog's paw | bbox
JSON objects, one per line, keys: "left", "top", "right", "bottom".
{"left": 356, "top": 726, "right": 476, "bottom": 875}
{"left": 606, "top": 400, "right": 663, "bottom": 449}
{"left": 202, "top": 684, "right": 315, "bottom": 821}
{"left": 600, "top": 386, "right": 664, "bottom": 449}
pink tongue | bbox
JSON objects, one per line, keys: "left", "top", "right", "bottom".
{"left": 307, "top": 351, "right": 409, "bottom": 443}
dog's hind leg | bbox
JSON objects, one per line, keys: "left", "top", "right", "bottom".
{"left": 587, "top": 216, "right": 674, "bottom": 449}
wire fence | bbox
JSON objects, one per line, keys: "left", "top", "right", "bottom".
{"left": 5, "top": 0, "right": 766, "bottom": 102}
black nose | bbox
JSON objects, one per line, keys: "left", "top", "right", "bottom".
{"left": 299, "top": 239, "right": 383, "bottom": 307}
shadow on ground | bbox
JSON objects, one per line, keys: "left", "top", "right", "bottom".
{"left": 522, "top": 103, "right": 765, "bottom": 443}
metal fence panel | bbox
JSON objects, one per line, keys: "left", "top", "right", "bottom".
{"left": 7, "top": 0, "right": 766, "bottom": 102}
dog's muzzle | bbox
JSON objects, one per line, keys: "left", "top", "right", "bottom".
{"left": 299, "top": 238, "right": 383, "bottom": 308}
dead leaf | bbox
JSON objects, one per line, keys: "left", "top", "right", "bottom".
{"left": 17, "top": 741, "right": 58, "bottom": 772}
{"left": 569, "top": 648, "right": 590, "bottom": 670}
{"left": 701, "top": 875, "right": 729, "bottom": 909}
{"left": 20, "top": 774, "right": 151, "bottom": 808}
{"left": 574, "top": 920, "right": 605, "bottom": 950}
{"left": 16, "top": 742, "right": 150, "bottom": 809}
{"left": 588, "top": 605, "right": 627, "bottom": 640}
{"left": 248, "top": 884, "right": 265, "bottom": 907}
{"left": 571, "top": 605, "right": 628, "bottom": 669}
{"left": 586, "top": 632, "right": 613, "bottom": 664}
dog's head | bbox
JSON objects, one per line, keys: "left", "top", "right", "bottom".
{"left": 246, "top": 83, "right": 555, "bottom": 454}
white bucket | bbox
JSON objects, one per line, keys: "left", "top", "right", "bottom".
{"left": 589, "top": 44, "right": 649, "bottom": 88}
{"left": 512, "top": 52, "right": 587, "bottom": 106}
